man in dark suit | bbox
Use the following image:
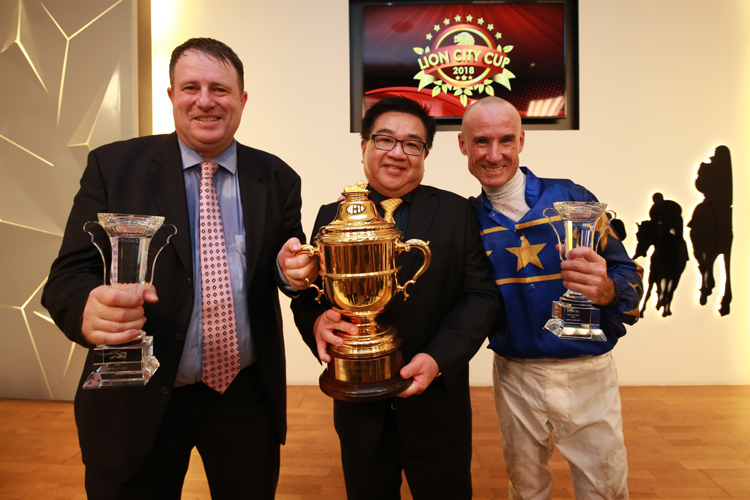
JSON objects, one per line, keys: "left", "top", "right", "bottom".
{"left": 287, "top": 97, "right": 501, "bottom": 500}
{"left": 42, "top": 38, "right": 311, "bottom": 499}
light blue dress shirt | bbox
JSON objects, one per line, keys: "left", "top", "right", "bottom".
{"left": 175, "top": 138, "right": 255, "bottom": 387}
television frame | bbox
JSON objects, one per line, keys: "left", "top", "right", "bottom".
{"left": 349, "top": 0, "right": 579, "bottom": 132}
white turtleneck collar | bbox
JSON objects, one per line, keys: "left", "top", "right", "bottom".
{"left": 482, "top": 168, "right": 530, "bottom": 223}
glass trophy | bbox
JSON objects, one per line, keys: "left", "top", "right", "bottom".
{"left": 82, "top": 213, "right": 176, "bottom": 388}
{"left": 543, "top": 202, "right": 615, "bottom": 341}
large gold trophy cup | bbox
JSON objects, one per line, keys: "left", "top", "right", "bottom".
{"left": 298, "top": 181, "right": 431, "bottom": 402}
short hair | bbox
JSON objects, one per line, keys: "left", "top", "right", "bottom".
{"left": 361, "top": 97, "right": 437, "bottom": 150}
{"left": 169, "top": 38, "right": 245, "bottom": 92}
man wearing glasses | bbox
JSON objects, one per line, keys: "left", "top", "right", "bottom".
{"left": 288, "top": 96, "right": 501, "bottom": 499}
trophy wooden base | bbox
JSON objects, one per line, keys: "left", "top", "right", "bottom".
{"left": 319, "top": 347, "right": 413, "bottom": 402}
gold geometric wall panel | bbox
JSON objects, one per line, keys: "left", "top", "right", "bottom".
{"left": 0, "top": 0, "right": 138, "bottom": 400}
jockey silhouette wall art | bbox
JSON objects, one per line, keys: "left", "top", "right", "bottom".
{"left": 688, "top": 145, "right": 733, "bottom": 316}
{"left": 633, "top": 194, "right": 689, "bottom": 317}
{"left": 632, "top": 145, "right": 733, "bottom": 318}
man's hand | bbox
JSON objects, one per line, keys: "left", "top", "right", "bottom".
{"left": 81, "top": 284, "right": 159, "bottom": 345}
{"left": 397, "top": 353, "right": 440, "bottom": 398}
{"left": 312, "top": 309, "right": 358, "bottom": 362}
{"left": 559, "top": 246, "right": 615, "bottom": 305}
{"left": 278, "top": 237, "right": 319, "bottom": 290}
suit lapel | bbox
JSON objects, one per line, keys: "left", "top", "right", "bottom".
{"left": 147, "top": 134, "right": 193, "bottom": 276}
{"left": 401, "top": 185, "right": 438, "bottom": 278}
{"left": 237, "top": 144, "right": 267, "bottom": 288}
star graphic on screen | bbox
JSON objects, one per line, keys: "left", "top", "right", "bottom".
{"left": 478, "top": 18, "right": 485, "bottom": 25}
{"left": 426, "top": 33, "right": 433, "bottom": 40}
{"left": 488, "top": 24, "right": 494, "bottom": 30}
{"left": 455, "top": 15, "right": 462, "bottom": 22}
{"left": 434, "top": 25, "right": 441, "bottom": 31}
{"left": 444, "top": 18, "right": 450, "bottom": 25}
{"left": 466, "top": 15, "right": 473, "bottom": 22}
{"left": 506, "top": 238, "right": 547, "bottom": 272}
{"left": 495, "top": 32, "right": 503, "bottom": 39}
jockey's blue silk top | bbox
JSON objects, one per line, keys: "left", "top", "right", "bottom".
{"left": 471, "top": 168, "right": 644, "bottom": 359}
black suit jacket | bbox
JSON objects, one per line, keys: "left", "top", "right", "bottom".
{"left": 41, "top": 133, "right": 304, "bottom": 483}
{"left": 291, "top": 184, "right": 501, "bottom": 459}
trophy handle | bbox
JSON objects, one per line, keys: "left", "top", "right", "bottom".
{"left": 394, "top": 239, "right": 431, "bottom": 299}
{"left": 543, "top": 207, "right": 564, "bottom": 262}
{"left": 594, "top": 210, "right": 617, "bottom": 253}
{"left": 83, "top": 221, "right": 108, "bottom": 285}
{"left": 294, "top": 244, "right": 325, "bottom": 303}
{"left": 148, "top": 224, "right": 178, "bottom": 285}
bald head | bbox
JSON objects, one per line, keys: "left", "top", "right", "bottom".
{"left": 461, "top": 97, "right": 522, "bottom": 135}
{"left": 459, "top": 97, "right": 525, "bottom": 189}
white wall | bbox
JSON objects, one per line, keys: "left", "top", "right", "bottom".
{"left": 152, "top": 0, "right": 750, "bottom": 386}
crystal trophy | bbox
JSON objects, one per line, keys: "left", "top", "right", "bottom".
{"left": 82, "top": 213, "right": 176, "bottom": 388}
{"left": 543, "top": 202, "right": 615, "bottom": 341}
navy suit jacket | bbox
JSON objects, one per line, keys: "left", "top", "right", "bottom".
{"left": 42, "top": 133, "right": 304, "bottom": 482}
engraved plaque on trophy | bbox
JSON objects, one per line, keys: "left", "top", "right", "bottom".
{"left": 297, "top": 181, "right": 431, "bottom": 401}
{"left": 82, "top": 213, "right": 176, "bottom": 388}
{"left": 543, "top": 202, "right": 615, "bottom": 342}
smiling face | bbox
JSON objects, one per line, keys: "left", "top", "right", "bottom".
{"left": 168, "top": 49, "right": 247, "bottom": 160}
{"left": 458, "top": 99, "right": 525, "bottom": 188}
{"left": 361, "top": 111, "right": 429, "bottom": 198}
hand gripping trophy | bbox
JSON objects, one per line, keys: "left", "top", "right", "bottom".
{"left": 543, "top": 202, "right": 615, "bottom": 341}
{"left": 82, "top": 213, "right": 176, "bottom": 388}
{"left": 297, "top": 181, "right": 431, "bottom": 401}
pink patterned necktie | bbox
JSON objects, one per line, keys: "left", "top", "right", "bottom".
{"left": 380, "top": 198, "right": 403, "bottom": 224}
{"left": 199, "top": 161, "right": 240, "bottom": 393}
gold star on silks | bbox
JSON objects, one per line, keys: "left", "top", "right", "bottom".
{"left": 434, "top": 25, "right": 441, "bottom": 31}
{"left": 426, "top": 33, "right": 433, "bottom": 40}
{"left": 495, "top": 32, "right": 502, "bottom": 39}
{"left": 478, "top": 18, "right": 485, "bottom": 25}
{"left": 444, "top": 18, "right": 450, "bottom": 25}
{"left": 599, "top": 225, "right": 618, "bottom": 251}
{"left": 505, "top": 238, "right": 547, "bottom": 272}
{"left": 466, "top": 15, "right": 473, "bottom": 22}
{"left": 455, "top": 15, "right": 462, "bottom": 22}
{"left": 595, "top": 215, "right": 619, "bottom": 252}
{"left": 488, "top": 24, "right": 494, "bottom": 30}
{"left": 623, "top": 282, "right": 643, "bottom": 317}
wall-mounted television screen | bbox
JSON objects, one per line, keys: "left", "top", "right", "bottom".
{"left": 349, "top": 0, "right": 579, "bottom": 131}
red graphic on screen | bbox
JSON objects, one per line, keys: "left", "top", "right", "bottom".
{"left": 363, "top": 3, "right": 565, "bottom": 118}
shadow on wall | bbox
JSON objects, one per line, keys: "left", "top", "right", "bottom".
{"left": 632, "top": 146, "right": 733, "bottom": 318}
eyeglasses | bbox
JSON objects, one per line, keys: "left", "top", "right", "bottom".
{"left": 368, "top": 134, "right": 427, "bottom": 156}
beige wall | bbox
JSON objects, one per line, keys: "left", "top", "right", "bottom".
{"left": 155, "top": 0, "right": 750, "bottom": 386}
{"left": 5, "top": 0, "right": 746, "bottom": 400}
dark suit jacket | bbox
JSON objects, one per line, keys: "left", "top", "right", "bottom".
{"left": 41, "top": 133, "right": 304, "bottom": 483}
{"left": 291, "top": 184, "right": 501, "bottom": 460}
